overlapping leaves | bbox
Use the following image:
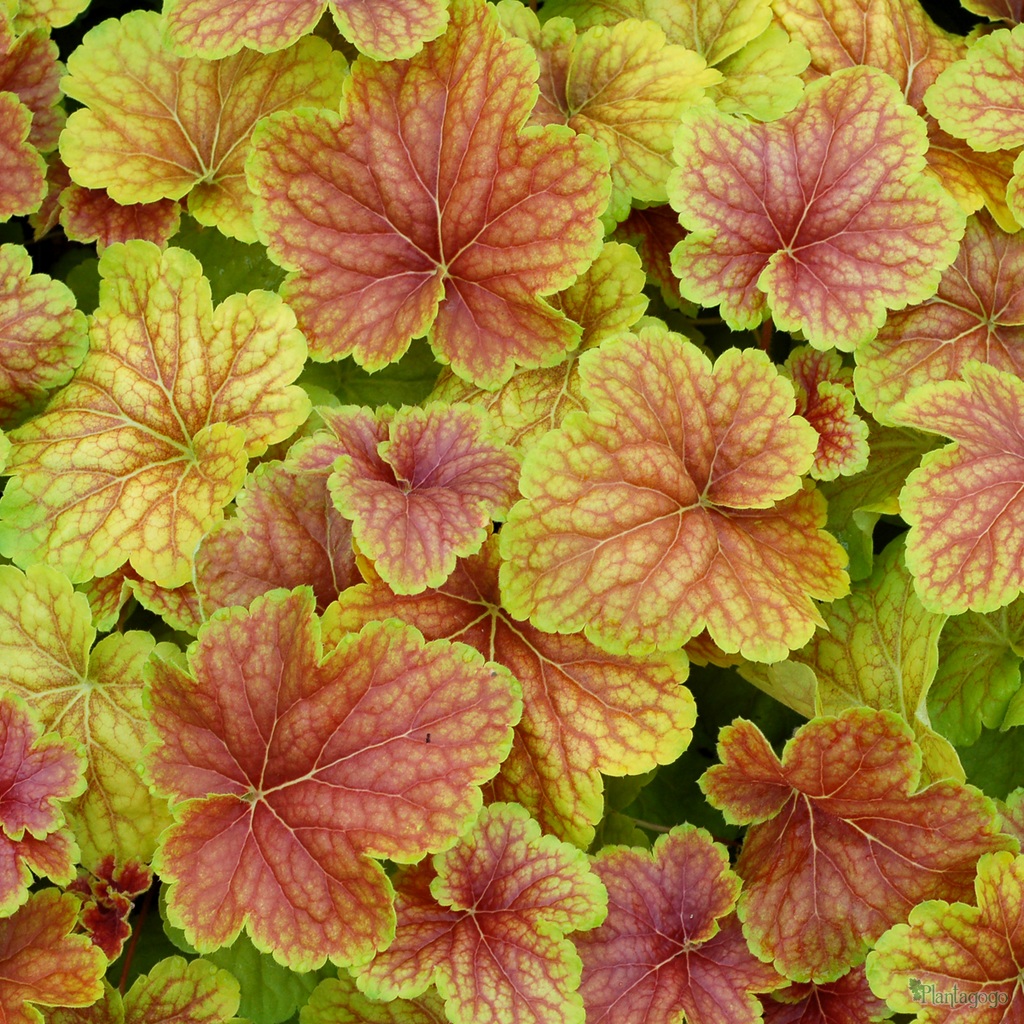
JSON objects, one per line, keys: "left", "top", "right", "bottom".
{"left": 145, "top": 586, "right": 521, "bottom": 970}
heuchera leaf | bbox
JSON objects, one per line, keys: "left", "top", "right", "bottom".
{"left": 60, "top": 11, "right": 348, "bottom": 242}
{"left": 0, "top": 693, "right": 84, "bottom": 917}
{"left": 67, "top": 856, "right": 153, "bottom": 961}
{"left": 499, "top": 324, "right": 849, "bottom": 662}
{"left": 44, "top": 958, "right": 242, "bottom": 1024}
{"left": 893, "top": 362, "right": 1024, "bottom": 614}
{"left": 322, "top": 403, "right": 520, "bottom": 594}
{"left": 612, "top": 205, "right": 690, "bottom": 309}
{"left": 0, "top": 14, "right": 64, "bottom": 152}
{"left": 866, "top": 851, "right": 1024, "bottom": 1020}
{"left": 700, "top": 707, "right": 1014, "bottom": 983}
{"left": 669, "top": 66, "right": 966, "bottom": 351}
{"left": 497, "top": 2, "right": 719, "bottom": 222}
{"left": 0, "top": 89, "right": 46, "bottom": 221}
{"left": 0, "top": 564, "right": 173, "bottom": 867}
{"left": 928, "top": 595, "right": 1024, "bottom": 746}
{"left": 58, "top": 184, "right": 182, "bottom": 250}
{"left": 0, "top": 242, "right": 87, "bottom": 428}
{"left": 430, "top": 240, "right": 648, "bottom": 450}
{"left": 855, "top": 213, "right": 1024, "bottom": 425}
{"left": 353, "top": 802, "right": 607, "bottom": 1024}
{"left": 11, "top": 0, "right": 88, "bottom": 32}
{"left": 194, "top": 457, "right": 357, "bottom": 621}
{"left": 164, "top": 0, "right": 450, "bottom": 61}
{"left": 576, "top": 825, "right": 784, "bottom": 1024}
{"left": 782, "top": 346, "right": 868, "bottom": 482}
{"left": 963, "top": 0, "right": 1024, "bottom": 23}
{"left": 326, "top": 533, "right": 695, "bottom": 848}
{"left": 788, "top": 536, "right": 962, "bottom": 785}
{"left": 0, "top": 889, "right": 106, "bottom": 1024}
{"left": 145, "top": 587, "right": 521, "bottom": 971}
{"left": 305, "top": 973, "right": 447, "bottom": 1024}
{"left": 761, "top": 966, "right": 890, "bottom": 1024}
{"left": 0, "top": 241, "right": 310, "bottom": 588}
{"left": 248, "top": 0, "right": 610, "bottom": 389}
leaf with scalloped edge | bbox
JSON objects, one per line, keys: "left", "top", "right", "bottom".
{"left": 928, "top": 595, "right": 1024, "bottom": 747}
{"left": 783, "top": 347, "right": 868, "bottom": 482}
{"left": 0, "top": 90, "right": 45, "bottom": 221}
{"left": 500, "top": 323, "right": 848, "bottom": 662}
{"left": 43, "top": 957, "right": 241, "bottom": 1024}
{"left": 701, "top": 707, "right": 1014, "bottom": 983}
{"left": 577, "top": 825, "right": 785, "bottom": 1024}
{"left": 866, "top": 850, "right": 1024, "bottom": 1020}
{"left": 497, "top": 2, "right": 718, "bottom": 223}
{"left": 997, "top": 788, "right": 1024, "bottom": 844}
{"left": 761, "top": 965, "right": 890, "bottom": 1024}
{"left": 0, "top": 242, "right": 87, "bottom": 428}
{"left": 0, "top": 241, "right": 310, "bottom": 588}
{"left": 326, "top": 532, "right": 694, "bottom": 848}
{"left": 60, "top": 11, "right": 347, "bottom": 242}
{"left": 430, "top": 241, "right": 648, "bottom": 450}
{"left": 248, "top": 0, "right": 610, "bottom": 390}
{"left": 194, "top": 457, "right": 357, "bottom": 621}
{"left": 0, "top": 15, "right": 63, "bottom": 153}
{"left": 68, "top": 856, "right": 152, "bottom": 961}
{"left": 0, "top": 564, "right": 174, "bottom": 868}
{"left": 788, "top": 536, "right": 962, "bottom": 785}
{"left": 613, "top": 205, "right": 690, "bottom": 309}
{"left": 164, "top": 0, "right": 449, "bottom": 61}
{"left": 58, "top": 185, "right": 181, "bottom": 250}
{"left": 670, "top": 66, "right": 965, "bottom": 351}
{"left": 893, "top": 362, "right": 1024, "bottom": 615}
{"left": 322, "top": 403, "right": 519, "bottom": 595}
{"left": 855, "top": 214, "right": 1024, "bottom": 426}
{"left": 0, "top": 694, "right": 84, "bottom": 917}
{"left": 145, "top": 587, "right": 521, "bottom": 971}
{"left": 12, "top": 0, "right": 88, "bottom": 31}
{"left": 353, "top": 802, "right": 607, "bottom": 1024}
{"left": 772, "top": 0, "right": 964, "bottom": 109}
{"left": 305, "top": 973, "right": 447, "bottom": 1024}
{"left": 1, "top": 891, "right": 105, "bottom": 1024}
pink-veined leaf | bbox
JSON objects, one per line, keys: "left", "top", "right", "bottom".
{"left": 0, "top": 241, "right": 310, "bottom": 588}
{"left": 669, "top": 66, "right": 966, "bottom": 351}
{"left": 893, "top": 361, "right": 1024, "bottom": 614}
{"left": 701, "top": 708, "right": 1015, "bottom": 983}
{"left": 353, "top": 802, "right": 607, "bottom": 1024}
{"left": 866, "top": 850, "right": 1024, "bottom": 1021}
{"left": 163, "top": 0, "right": 450, "bottom": 61}
{"left": 0, "top": 242, "right": 87, "bottom": 428}
{"left": 0, "top": 890, "right": 106, "bottom": 1024}
{"left": 194, "top": 457, "right": 357, "bottom": 621}
{"left": 0, "top": 14, "right": 64, "bottom": 152}
{"left": 612, "top": 204, "right": 690, "bottom": 309}
{"left": 0, "top": 563, "right": 174, "bottom": 868}
{"left": 59, "top": 185, "right": 181, "bottom": 249}
{"left": 577, "top": 825, "right": 785, "bottom": 1024}
{"left": 145, "top": 587, "right": 521, "bottom": 971}
{"left": 761, "top": 966, "right": 890, "bottom": 1024}
{"left": 321, "top": 403, "right": 519, "bottom": 594}
{"left": 67, "top": 856, "right": 152, "bottom": 961}
{"left": 248, "top": 0, "right": 610, "bottom": 389}
{"left": 499, "top": 324, "right": 849, "bottom": 662}
{"left": 963, "top": 0, "right": 1023, "bottom": 23}
{"left": 60, "top": 11, "right": 347, "bottom": 242}
{"left": 12, "top": 0, "right": 89, "bottom": 32}
{"left": 497, "top": 2, "right": 719, "bottom": 222}
{"left": 326, "top": 532, "right": 695, "bottom": 848}
{"left": 782, "top": 347, "right": 868, "bottom": 482}
{"left": 855, "top": 213, "right": 1024, "bottom": 425}
{"left": 0, "top": 90, "right": 46, "bottom": 221}
{"left": 0, "top": 694, "right": 84, "bottom": 917}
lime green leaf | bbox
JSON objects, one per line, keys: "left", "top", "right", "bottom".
{"left": 304, "top": 974, "right": 446, "bottom": 1024}
{"left": 0, "top": 563, "right": 173, "bottom": 867}
{"left": 61, "top": 11, "right": 347, "bottom": 242}
{"left": 0, "top": 241, "right": 309, "bottom": 588}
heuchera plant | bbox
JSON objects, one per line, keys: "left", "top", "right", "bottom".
{"left": 4, "top": 0, "right": 1024, "bottom": 1021}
